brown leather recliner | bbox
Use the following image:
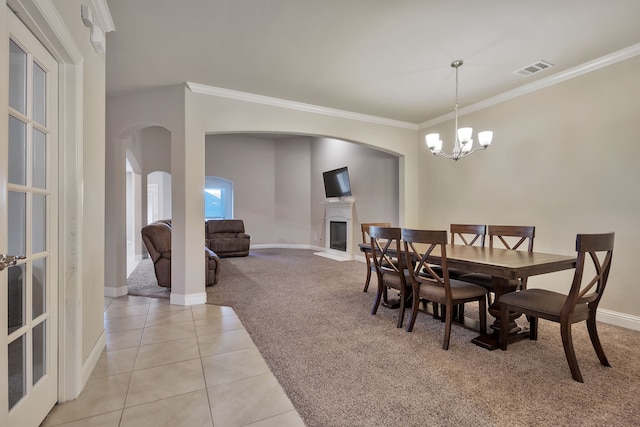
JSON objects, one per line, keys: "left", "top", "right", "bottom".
{"left": 141, "top": 220, "right": 220, "bottom": 288}
{"left": 205, "top": 219, "right": 250, "bottom": 257}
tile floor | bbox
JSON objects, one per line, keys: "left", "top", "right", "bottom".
{"left": 40, "top": 295, "right": 305, "bottom": 427}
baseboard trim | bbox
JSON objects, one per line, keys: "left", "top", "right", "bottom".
{"left": 598, "top": 308, "right": 640, "bottom": 331}
{"left": 250, "top": 243, "right": 314, "bottom": 250}
{"left": 104, "top": 285, "right": 128, "bottom": 298}
{"left": 170, "top": 292, "right": 207, "bottom": 306}
{"left": 82, "top": 329, "right": 106, "bottom": 387}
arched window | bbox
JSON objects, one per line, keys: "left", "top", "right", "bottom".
{"left": 205, "top": 176, "right": 233, "bottom": 219}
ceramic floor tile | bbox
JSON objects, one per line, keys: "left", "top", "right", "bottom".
{"left": 244, "top": 410, "right": 306, "bottom": 427}
{"left": 201, "top": 347, "right": 271, "bottom": 387}
{"left": 135, "top": 336, "right": 200, "bottom": 370}
{"left": 197, "top": 328, "right": 255, "bottom": 358}
{"left": 104, "top": 303, "right": 150, "bottom": 320}
{"left": 194, "top": 313, "right": 245, "bottom": 336}
{"left": 41, "top": 373, "right": 131, "bottom": 426}
{"left": 140, "top": 320, "right": 196, "bottom": 345}
{"left": 145, "top": 308, "right": 194, "bottom": 327}
{"left": 209, "top": 373, "right": 295, "bottom": 427}
{"left": 147, "top": 299, "right": 189, "bottom": 313}
{"left": 191, "top": 304, "right": 235, "bottom": 320}
{"left": 120, "top": 389, "right": 213, "bottom": 427}
{"left": 46, "top": 410, "right": 123, "bottom": 427}
{"left": 111, "top": 295, "right": 153, "bottom": 306}
{"left": 125, "top": 358, "right": 205, "bottom": 408}
{"left": 104, "top": 297, "right": 114, "bottom": 311}
{"left": 106, "top": 328, "right": 144, "bottom": 351}
{"left": 105, "top": 314, "right": 148, "bottom": 333}
{"left": 91, "top": 347, "right": 138, "bottom": 379}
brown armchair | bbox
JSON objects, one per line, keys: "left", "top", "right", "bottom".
{"left": 205, "top": 219, "right": 250, "bottom": 257}
{"left": 141, "top": 220, "right": 220, "bottom": 288}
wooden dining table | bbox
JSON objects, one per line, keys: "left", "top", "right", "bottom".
{"left": 359, "top": 243, "right": 577, "bottom": 350}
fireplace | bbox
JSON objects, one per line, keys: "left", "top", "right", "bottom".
{"left": 315, "top": 199, "right": 354, "bottom": 261}
{"left": 329, "top": 221, "right": 347, "bottom": 251}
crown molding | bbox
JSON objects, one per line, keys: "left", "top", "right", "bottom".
{"left": 8, "top": 0, "right": 83, "bottom": 63}
{"left": 91, "top": 0, "right": 115, "bottom": 32}
{"left": 186, "top": 82, "right": 418, "bottom": 130}
{"left": 419, "top": 42, "right": 640, "bottom": 130}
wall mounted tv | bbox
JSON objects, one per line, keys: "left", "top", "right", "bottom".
{"left": 323, "top": 166, "right": 352, "bottom": 198}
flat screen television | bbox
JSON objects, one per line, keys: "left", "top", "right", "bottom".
{"left": 323, "top": 166, "right": 352, "bottom": 198}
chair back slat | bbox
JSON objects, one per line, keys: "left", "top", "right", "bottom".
{"left": 569, "top": 233, "right": 614, "bottom": 307}
{"left": 451, "top": 224, "right": 486, "bottom": 247}
{"left": 361, "top": 222, "right": 392, "bottom": 244}
{"left": 488, "top": 225, "right": 535, "bottom": 252}
{"left": 402, "top": 229, "right": 449, "bottom": 290}
{"left": 369, "top": 226, "right": 403, "bottom": 276}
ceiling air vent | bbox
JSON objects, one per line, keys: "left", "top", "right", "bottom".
{"left": 514, "top": 60, "right": 554, "bottom": 77}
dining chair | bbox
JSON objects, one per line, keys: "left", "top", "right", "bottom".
{"left": 402, "top": 228, "right": 487, "bottom": 350}
{"left": 500, "top": 232, "right": 614, "bottom": 382}
{"left": 430, "top": 224, "right": 487, "bottom": 321}
{"left": 458, "top": 225, "right": 535, "bottom": 296}
{"left": 361, "top": 222, "right": 391, "bottom": 292}
{"left": 369, "top": 226, "right": 411, "bottom": 328}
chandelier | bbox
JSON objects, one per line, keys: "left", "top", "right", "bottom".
{"left": 425, "top": 60, "right": 493, "bottom": 161}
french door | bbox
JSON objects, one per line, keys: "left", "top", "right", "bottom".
{"left": 1, "top": 9, "right": 59, "bottom": 426}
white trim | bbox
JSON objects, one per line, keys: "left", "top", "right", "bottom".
{"left": 7, "top": 0, "right": 82, "bottom": 63}
{"left": 170, "top": 292, "right": 208, "bottom": 306}
{"left": 90, "top": 0, "right": 115, "bottom": 32}
{"left": 250, "top": 243, "right": 315, "bottom": 250}
{"left": 8, "top": 0, "right": 87, "bottom": 403}
{"left": 81, "top": 330, "right": 105, "bottom": 387}
{"left": 598, "top": 308, "right": 640, "bottom": 332}
{"left": 104, "top": 285, "right": 128, "bottom": 298}
{"left": 186, "top": 82, "right": 418, "bottom": 130}
{"left": 419, "top": 42, "right": 640, "bottom": 129}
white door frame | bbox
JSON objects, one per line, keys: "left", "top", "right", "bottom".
{"left": 6, "top": 0, "right": 87, "bottom": 404}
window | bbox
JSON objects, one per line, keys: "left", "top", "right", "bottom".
{"left": 205, "top": 176, "right": 233, "bottom": 219}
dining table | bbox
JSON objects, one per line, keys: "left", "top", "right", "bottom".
{"left": 359, "top": 242, "right": 577, "bottom": 350}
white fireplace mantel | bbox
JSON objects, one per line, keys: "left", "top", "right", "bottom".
{"left": 315, "top": 199, "right": 355, "bottom": 261}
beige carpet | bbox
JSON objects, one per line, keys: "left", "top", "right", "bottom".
{"left": 126, "top": 258, "right": 170, "bottom": 299}
{"left": 206, "top": 248, "right": 640, "bottom": 427}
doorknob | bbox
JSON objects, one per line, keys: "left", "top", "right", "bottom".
{"left": 0, "top": 254, "right": 26, "bottom": 271}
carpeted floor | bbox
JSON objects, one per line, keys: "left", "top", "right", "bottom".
{"left": 206, "top": 248, "right": 640, "bottom": 427}
{"left": 126, "top": 258, "right": 170, "bottom": 299}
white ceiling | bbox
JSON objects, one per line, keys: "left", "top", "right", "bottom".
{"left": 105, "top": 0, "right": 640, "bottom": 124}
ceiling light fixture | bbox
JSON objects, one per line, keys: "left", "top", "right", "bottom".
{"left": 425, "top": 60, "right": 493, "bottom": 161}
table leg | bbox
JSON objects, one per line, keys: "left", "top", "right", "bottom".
{"left": 472, "top": 276, "right": 529, "bottom": 350}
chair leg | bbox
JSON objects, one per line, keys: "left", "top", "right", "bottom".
{"left": 529, "top": 316, "right": 538, "bottom": 340}
{"left": 371, "top": 283, "right": 383, "bottom": 316}
{"left": 406, "top": 292, "right": 420, "bottom": 332}
{"left": 587, "top": 314, "right": 611, "bottom": 367}
{"left": 363, "top": 261, "right": 372, "bottom": 292}
{"left": 442, "top": 303, "right": 452, "bottom": 350}
{"left": 397, "top": 289, "right": 406, "bottom": 328}
{"left": 560, "top": 321, "right": 583, "bottom": 383}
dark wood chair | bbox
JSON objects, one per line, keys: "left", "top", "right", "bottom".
{"left": 441, "top": 224, "right": 487, "bottom": 279}
{"left": 458, "top": 225, "right": 535, "bottom": 296}
{"left": 500, "top": 232, "right": 614, "bottom": 382}
{"left": 430, "top": 224, "right": 486, "bottom": 321}
{"left": 369, "top": 226, "right": 411, "bottom": 328}
{"left": 402, "top": 228, "right": 487, "bottom": 350}
{"left": 361, "top": 222, "right": 391, "bottom": 292}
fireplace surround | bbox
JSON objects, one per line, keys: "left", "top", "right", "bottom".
{"left": 316, "top": 199, "right": 354, "bottom": 260}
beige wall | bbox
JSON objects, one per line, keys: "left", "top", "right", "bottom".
{"left": 419, "top": 55, "right": 640, "bottom": 317}
{"left": 204, "top": 134, "right": 398, "bottom": 247}
{"left": 105, "top": 56, "right": 639, "bottom": 323}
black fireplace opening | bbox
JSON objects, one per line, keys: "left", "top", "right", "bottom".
{"left": 330, "top": 221, "right": 347, "bottom": 251}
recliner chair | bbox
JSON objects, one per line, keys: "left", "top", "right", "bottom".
{"left": 141, "top": 220, "right": 220, "bottom": 287}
